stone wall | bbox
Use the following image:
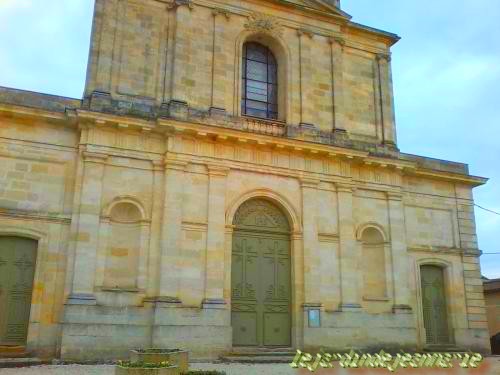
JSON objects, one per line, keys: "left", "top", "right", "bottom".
{"left": 84, "top": 0, "right": 399, "bottom": 145}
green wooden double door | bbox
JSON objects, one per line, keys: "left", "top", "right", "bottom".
{"left": 0, "top": 237, "right": 38, "bottom": 346}
{"left": 421, "top": 265, "right": 451, "bottom": 345}
{"left": 231, "top": 199, "right": 291, "bottom": 347}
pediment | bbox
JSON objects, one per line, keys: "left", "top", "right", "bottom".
{"left": 278, "top": 0, "right": 351, "bottom": 19}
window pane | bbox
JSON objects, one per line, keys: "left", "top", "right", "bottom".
{"left": 246, "top": 108, "right": 268, "bottom": 118}
{"left": 246, "top": 43, "right": 268, "bottom": 63}
{"left": 246, "top": 80, "right": 268, "bottom": 102}
{"left": 247, "top": 60, "right": 267, "bottom": 82}
{"left": 268, "top": 112, "right": 278, "bottom": 120}
{"left": 268, "top": 64, "right": 277, "bottom": 83}
{"left": 246, "top": 99, "right": 267, "bottom": 111}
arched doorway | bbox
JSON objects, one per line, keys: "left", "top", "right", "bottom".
{"left": 231, "top": 198, "right": 291, "bottom": 347}
{"left": 0, "top": 237, "right": 38, "bottom": 346}
{"left": 420, "top": 265, "right": 451, "bottom": 345}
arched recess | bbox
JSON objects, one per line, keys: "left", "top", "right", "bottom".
{"left": 357, "top": 224, "right": 388, "bottom": 300}
{"left": 226, "top": 189, "right": 301, "bottom": 234}
{"left": 230, "top": 198, "right": 292, "bottom": 347}
{"left": 416, "top": 259, "right": 455, "bottom": 347}
{"left": 234, "top": 30, "right": 292, "bottom": 122}
{"left": 0, "top": 225, "right": 47, "bottom": 350}
{"left": 97, "top": 197, "right": 150, "bottom": 291}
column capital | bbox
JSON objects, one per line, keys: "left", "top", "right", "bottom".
{"left": 164, "top": 159, "right": 188, "bottom": 171}
{"left": 212, "top": 7, "right": 230, "bottom": 19}
{"left": 167, "top": 0, "right": 193, "bottom": 10}
{"left": 328, "top": 36, "right": 345, "bottom": 48}
{"left": 207, "top": 165, "right": 230, "bottom": 177}
{"left": 297, "top": 28, "right": 314, "bottom": 38}
{"left": 225, "top": 224, "right": 236, "bottom": 234}
{"left": 300, "top": 178, "right": 320, "bottom": 189}
{"left": 335, "top": 182, "right": 355, "bottom": 193}
{"left": 376, "top": 53, "right": 391, "bottom": 63}
{"left": 82, "top": 151, "right": 108, "bottom": 164}
{"left": 386, "top": 191, "right": 403, "bottom": 201}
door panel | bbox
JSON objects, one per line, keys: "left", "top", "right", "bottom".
{"left": 421, "top": 265, "right": 450, "bottom": 345}
{"left": 0, "top": 237, "right": 38, "bottom": 346}
{"left": 231, "top": 199, "right": 291, "bottom": 348}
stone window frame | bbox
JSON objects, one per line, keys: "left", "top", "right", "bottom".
{"left": 234, "top": 31, "right": 291, "bottom": 123}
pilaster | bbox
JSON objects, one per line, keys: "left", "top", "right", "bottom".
{"left": 376, "top": 54, "right": 397, "bottom": 148}
{"left": 210, "top": 9, "right": 230, "bottom": 117}
{"left": 168, "top": 0, "right": 194, "bottom": 117}
{"left": 297, "top": 29, "right": 315, "bottom": 128}
{"left": 156, "top": 158, "right": 187, "bottom": 304}
{"left": 300, "top": 178, "right": 321, "bottom": 306}
{"left": 203, "top": 165, "right": 230, "bottom": 308}
{"left": 328, "top": 37, "right": 347, "bottom": 134}
{"left": 147, "top": 160, "right": 166, "bottom": 297}
{"left": 67, "top": 151, "right": 108, "bottom": 305}
{"left": 336, "top": 182, "right": 361, "bottom": 310}
{"left": 386, "top": 191, "right": 412, "bottom": 312}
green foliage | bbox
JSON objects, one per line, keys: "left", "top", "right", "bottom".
{"left": 117, "top": 360, "right": 173, "bottom": 369}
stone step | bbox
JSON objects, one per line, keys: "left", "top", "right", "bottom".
{"left": 230, "top": 347, "right": 295, "bottom": 354}
{"left": 220, "top": 355, "right": 296, "bottom": 364}
{"left": 423, "top": 346, "right": 469, "bottom": 353}
{"left": 0, "top": 357, "right": 47, "bottom": 368}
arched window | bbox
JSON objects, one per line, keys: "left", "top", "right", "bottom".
{"left": 242, "top": 42, "right": 278, "bottom": 120}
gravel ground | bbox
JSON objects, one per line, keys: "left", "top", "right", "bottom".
{"left": 1, "top": 357, "right": 500, "bottom": 375}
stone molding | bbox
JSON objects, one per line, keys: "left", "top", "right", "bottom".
{"left": 297, "top": 28, "right": 314, "bottom": 38}
{"left": 335, "top": 182, "right": 355, "bottom": 193}
{"left": 82, "top": 151, "right": 108, "bottom": 164}
{"left": 164, "top": 159, "right": 188, "bottom": 171}
{"left": 207, "top": 165, "right": 230, "bottom": 177}
{"left": 386, "top": 191, "right": 404, "bottom": 201}
{"left": 212, "top": 8, "right": 230, "bottom": 19}
{"left": 300, "top": 178, "right": 320, "bottom": 189}
{"left": 244, "top": 12, "right": 284, "bottom": 37}
{"left": 376, "top": 53, "right": 392, "bottom": 62}
{"left": 328, "top": 36, "right": 345, "bottom": 48}
{"left": 167, "top": 0, "right": 193, "bottom": 10}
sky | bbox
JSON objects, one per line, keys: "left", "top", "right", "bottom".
{"left": 0, "top": 1, "right": 498, "bottom": 278}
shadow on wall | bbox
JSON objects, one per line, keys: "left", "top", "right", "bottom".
{"left": 492, "top": 333, "right": 500, "bottom": 355}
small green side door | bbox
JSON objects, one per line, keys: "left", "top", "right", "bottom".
{"left": 0, "top": 237, "right": 38, "bottom": 346}
{"left": 231, "top": 199, "right": 291, "bottom": 347}
{"left": 421, "top": 265, "right": 450, "bottom": 345}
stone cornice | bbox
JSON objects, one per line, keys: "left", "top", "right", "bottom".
{"left": 0, "top": 100, "right": 486, "bottom": 188}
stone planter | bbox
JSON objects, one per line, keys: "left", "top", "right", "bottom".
{"left": 115, "top": 365, "right": 179, "bottom": 375}
{"left": 130, "top": 349, "right": 189, "bottom": 373}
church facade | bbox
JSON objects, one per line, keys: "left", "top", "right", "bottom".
{"left": 0, "top": 0, "right": 492, "bottom": 360}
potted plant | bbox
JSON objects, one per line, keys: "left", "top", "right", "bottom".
{"left": 130, "top": 349, "right": 189, "bottom": 373}
{"left": 116, "top": 360, "right": 179, "bottom": 375}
